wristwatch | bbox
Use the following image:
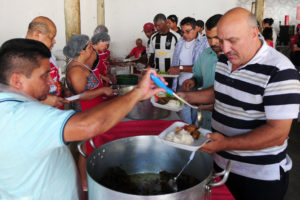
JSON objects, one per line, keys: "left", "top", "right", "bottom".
{"left": 179, "top": 65, "right": 183, "bottom": 72}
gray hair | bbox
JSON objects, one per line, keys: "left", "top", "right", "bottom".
{"left": 153, "top": 13, "right": 167, "bottom": 23}
{"left": 28, "top": 21, "right": 49, "bottom": 34}
{"left": 248, "top": 12, "right": 258, "bottom": 28}
{"left": 91, "top": 32, "right": 110, "bottom": 45}
{"left": 94, "top": 25, "right": 108, "bottom": 35}
{"left": 63, "top": 34, "right": 89, "bottom": 59}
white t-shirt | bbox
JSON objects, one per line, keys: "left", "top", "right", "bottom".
{"left": 179, "top": 39, "right": 196, "bottom": 66}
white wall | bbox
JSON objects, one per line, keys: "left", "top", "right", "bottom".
{"left": 0, "top": 0, "right": 238, "bottom": 58}
{"left": 0, "top": 0, "right": 66, "bottom": 53}
{"left": 105, "top": 0, "right": 238, "bottom": 58}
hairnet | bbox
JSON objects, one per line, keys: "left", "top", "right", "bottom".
{"left": 63, "top": 34, "right": 89, "bottom": 58}
{"left": 94, "top": 25, "right": 108, "bottom": 35}
{"left": 91, "top": 32, "right": 110, "bottom": 45}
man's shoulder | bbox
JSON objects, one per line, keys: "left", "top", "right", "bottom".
{"left": 150, "top": 32, "right": 160, "bottom": 41}
{"left": 259, "top": 44, "right": 295, "bottom": 70}
{"left": 168, "top": 30, "right": 181, "bottom": 39}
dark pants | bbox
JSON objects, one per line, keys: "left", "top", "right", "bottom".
{"left": 214, "top": 163, "right": 289, "bottom": 200}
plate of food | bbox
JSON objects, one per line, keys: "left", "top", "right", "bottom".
{"left": 151, "top": 92, "right": 184, "bottom": 112}
{"left": 158, "top": 121, "right": 211, "bottom": 151}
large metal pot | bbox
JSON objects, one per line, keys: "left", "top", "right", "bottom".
{"left": 117, "top": 86, "right": 170, "bottom": 120}
{"left": 78, "top": 136, "right": 230, "bottom": 200}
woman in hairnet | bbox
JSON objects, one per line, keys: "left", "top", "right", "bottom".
{"left": 63, "top": 34, "right": 114, "bottom": 190}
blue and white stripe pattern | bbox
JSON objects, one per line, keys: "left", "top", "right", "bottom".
{"left": 212, "top": 41, "right": 300, "bottom": 180}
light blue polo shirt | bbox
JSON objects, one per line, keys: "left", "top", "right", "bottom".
{"left": 0, "top": 92, "right": 83, "bottom": 200}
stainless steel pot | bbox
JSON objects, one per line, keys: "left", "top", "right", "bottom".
{"left": 117, "top": 86, "right": 170, "bottom": 120}
{"left": 78, "top": 136, "right": 231, "bottom": 200}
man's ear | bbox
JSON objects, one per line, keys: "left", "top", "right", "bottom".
{"left": 32, "top": 30, "right": 42, "bottom": 40}
{"left": 9, "top": 73, "right": 25, "bottom": 90}
{"left": 252, "top": 27, "right": 260, "bottom": 39}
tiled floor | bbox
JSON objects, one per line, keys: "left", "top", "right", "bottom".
{"left": 285, "top": 119, "right": 300, "bottom": 200}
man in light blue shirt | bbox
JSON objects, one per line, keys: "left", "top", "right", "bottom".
{"left": 0, "top": 39, "right": 164, "bottom": 200}
{"left": 180, "top": 14, "right": 223, "bottom": 128}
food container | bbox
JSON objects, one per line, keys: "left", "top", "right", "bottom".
{"left": 78, "top": 136, "right": 231, "bottom": 200}
{"left": 117, "top": 86, "right": 170, "bottom": 120}
{"left": 158, "top": 121, "right": 211, "bottom": 151}
{"left": 150, "top": 96, "right": 184, "bottom": 112}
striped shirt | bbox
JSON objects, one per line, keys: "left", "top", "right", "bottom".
{"left": 148, "top": 31, "right": 181, "bottom": 72}
{"left": 212, "top": 41, "right": 300, "bottom": 180}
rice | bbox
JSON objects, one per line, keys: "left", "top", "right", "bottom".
{"left": 166, "top": 99, "right": 181, "bottom": 109}
{"left": 165, "top": 129, "right": 194, "bottom": 145}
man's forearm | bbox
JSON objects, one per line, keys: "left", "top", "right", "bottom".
{"left": 224, "top": 119, "right": 292, "bottom": 150}
{"left": 64, "top": 88, "right": 142, "bottom": 142}
{"left": 184, "top": 86, "right": 215, "bottom": 105}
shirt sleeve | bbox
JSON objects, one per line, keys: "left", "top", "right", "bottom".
{"left": 129, "top": 47, "right": 135, "bottom": 56}
{"left": 148, "top": 36, "right": 155, "bottom": 54}
{"left": 264, "top": 68, "right": 300, "bottom": 119}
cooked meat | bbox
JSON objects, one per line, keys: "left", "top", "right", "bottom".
{"left": 185, "top": 124, "right": 197, "bottom": 133}
{"left": 191, "top": 130, "right": 201, "bottom": 139}
{"left": 157, "top": 97, "right": 172, "bottom": 105}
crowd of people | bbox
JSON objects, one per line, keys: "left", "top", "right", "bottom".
{"left": 0, "top": 6, "right": 300, "bottom": 200}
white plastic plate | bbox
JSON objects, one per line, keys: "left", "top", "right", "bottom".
{"left": 158, "top": 121, "right": 211, "bottom": 151}
{"left": 150, "top": 96, "right": 184, "bottom": 112}
{"left": 159, "top": 74, "right": 179, "bottom": 78}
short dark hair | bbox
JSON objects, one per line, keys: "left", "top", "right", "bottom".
{"left": 0, "top": 38, "right": 51, "bottom": 84}
{"left": 205, "top": 14, "right": 223, "bottom": 30}
{"left": 167, "top": 15, "right": 178, "bottom": 24}
{"left": 262, "top": 27, "right": 273, "bottom": 40}
{"left": 196, "top": 20, "right": 204, "bottom": 28}
{"left": 180, "top": 17, "right": 197, "bottom": 29}
{"left": 263, "top": 18, "right": 274, "bottom": 26}
{"left": 154, "top": 13, "right": 167, "bottom": 23}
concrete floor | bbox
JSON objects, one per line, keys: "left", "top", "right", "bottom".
{"left": 285, "top": 119, "right": 300, "bottom": 200}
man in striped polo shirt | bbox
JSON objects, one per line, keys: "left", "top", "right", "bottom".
{"left": 147, "top": 13, "right": 181, "bottom": 72}
{"left": 178, "top": 7, "right": 300, "bottom": 200}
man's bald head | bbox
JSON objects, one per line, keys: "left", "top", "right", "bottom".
{"left": 26, "top": 16, "right": 57, "bottom": 50}
{"left": 27, "top": 16, "right": 56, "bottom": 35}
{"left": 217, "top": 7, "right": 261, "bottom": 69}
{"left": 219, "top": 7, "right": 257, "bottom": 30}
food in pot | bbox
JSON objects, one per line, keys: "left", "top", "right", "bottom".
{"left": 98, "top": 167, "right": 200, "bottom": 195}
{"left": 165, "top": 124, "right": 202, "bottom": 145}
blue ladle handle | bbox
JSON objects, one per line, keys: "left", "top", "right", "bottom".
{"left": 150, "top": 73, "right": 174, "bottom": 95}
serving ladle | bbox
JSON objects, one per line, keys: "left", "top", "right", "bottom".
{"left": 168, "top": 151, "right": 196, "bottom": 192}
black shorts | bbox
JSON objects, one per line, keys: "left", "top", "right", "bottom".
{"left": 214, "top": 162, "right": 289, "bottom": 200}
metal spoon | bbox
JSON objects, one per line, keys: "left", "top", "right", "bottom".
{"left": 168, "top": 151, "right": 196, "bottom": 192}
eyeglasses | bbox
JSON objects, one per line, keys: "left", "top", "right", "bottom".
{"left": 182, "top": 29, "right": 194, "bottom": 34}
